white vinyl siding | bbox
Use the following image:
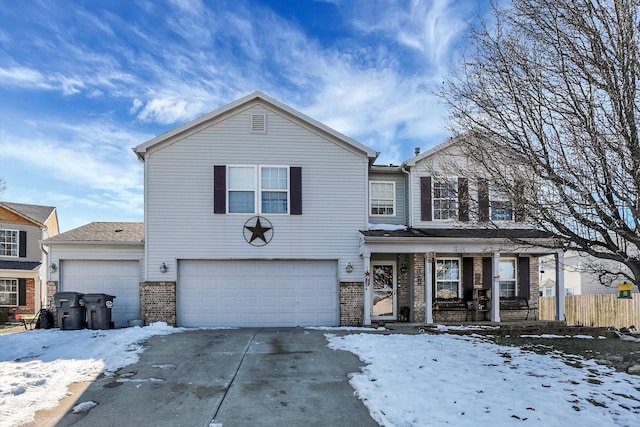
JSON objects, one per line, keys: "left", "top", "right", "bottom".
{"left": 143, "top": 104, "right": 369, "bottom": 282}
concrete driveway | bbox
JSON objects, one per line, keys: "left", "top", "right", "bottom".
{"left": 53, "top": 328, "right": 380, "bottom": 427}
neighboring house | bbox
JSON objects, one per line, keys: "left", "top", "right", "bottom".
{"left": 360, "top": 136, "right": 556, "bottom": 325}
{"left": 0, "top": 201, "right": 59, "bottom": 319}
{"left": 539, "top": 251, "right": 637, "bottom": 296}
{"left": 43, "top": 222, "right": 143, "bottom": 328}
{"left": 42, "top": 92, "right": 565, "bottom": 328}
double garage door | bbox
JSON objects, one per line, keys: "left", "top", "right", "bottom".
{"left": 60, "top": 260, "right": 140, "bottom": 328}
{"left": 178, "top": 260, "right": 339, "bottom": 327}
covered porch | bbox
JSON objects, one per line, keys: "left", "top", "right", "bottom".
{"left": 359, "top": 228, "right": 567, "bottom": 326}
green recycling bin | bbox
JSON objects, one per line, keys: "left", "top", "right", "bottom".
{"left": 82, "top": 293, "right": 115, "bottom": 330}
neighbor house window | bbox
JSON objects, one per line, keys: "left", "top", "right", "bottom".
{"left": 370, "top": 182, "right": 395, "bottom": 216}
{"left": 260, "top": 166, "right": 289, "bottom": 214}
{"left": 499, "top": 259, "right": 517, "bottom": 298}
{"left": 435, "top": 258, "right": 461, "bottom": 299}
{"left": 0, "top": 279, "right": 17, "bottom": 305}
{"left": 0, "top": 229, "right": 18, "bottom": 257}
{"left": 433, "top": 180, "right": 457, "bottom": 220}
{"left": 228, "top": 166, "right": 256, "bottom": 213}
{"left": 490, "top": 188, "right": 514, "bottom": 221}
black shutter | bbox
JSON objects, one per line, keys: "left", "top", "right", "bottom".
{"left": 420, "top": 176, "right": 432, "bottom": 221}
{"left": 518, "top": 257, "right": 530, "bottom": 298}
{"left": 514, "top": 180, "right": 525, "bottom": 222}
{"left": 458, "top": 178, "right": 469, "bottom": 222}
{"left": 478, "top": 179, "right": 490, "bottom": 222}
{"left": 19, "top": 231, "right": 27, "bottom": 258}
{"left": 18, "top": 279, "right": 26, "bottom": 306}
{"left": 462, "top": 257, "right": 474, "bottom": 300}
{"left": 290, "top": 167, "right": 302, "bottom": 215}
{"left": 482, "top": 257, "right": 492, "bottom": 289}
{"left": 213, "top": 165, "right": 226, "bottom": 214}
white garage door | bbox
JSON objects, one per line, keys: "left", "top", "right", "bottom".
{"left": 60, "top": 260, "right": 140, "bottom": 328}
{"left": 178, "top": 260, "right": 338, "bottom": 327}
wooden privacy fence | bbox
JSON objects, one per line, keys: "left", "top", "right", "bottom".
{"left": 539, "top": 295, "right": 640, "bottom": 328}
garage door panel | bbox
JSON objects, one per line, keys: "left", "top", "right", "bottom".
{"left": 178, "top": 260, "right": 338, "bottom": 327}
{"left": 60, "top": 260, "right": 140, "bottom": 328}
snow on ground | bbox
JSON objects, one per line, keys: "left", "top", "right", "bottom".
{"left": 326, "top": 332, "right": 640, "bottom": 427}
{"left": 1, "top": 325, "right": 640, "bottom": 427}
{"left": 0, "top": 323, "right": 182, "bottom": 427}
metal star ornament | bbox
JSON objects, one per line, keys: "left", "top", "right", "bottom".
{"left": 243, "top": 216, "right": 273, "bottom": 246}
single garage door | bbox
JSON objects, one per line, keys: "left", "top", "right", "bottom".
{"left": 60, "top": 260, "right": 140, "bottom": 328}
{"left": 178, "top": 260, "right": 338, "bottom": 327}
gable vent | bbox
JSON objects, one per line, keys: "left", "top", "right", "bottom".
{"left": 251, "top": 114, "right": 266, "bottom": 133}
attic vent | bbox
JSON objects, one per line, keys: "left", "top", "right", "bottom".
{"left": 250, "top": 114, "right": 266, "bottom": 133}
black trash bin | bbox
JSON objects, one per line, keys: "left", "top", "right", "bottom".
{"left": 82, "top": 293, "right": 115, "bottom": 330}
{"left": 54, "top": 292, "right": 85, "bottom": 330}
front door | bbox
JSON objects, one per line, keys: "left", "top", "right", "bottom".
{"left": 371, "top": 262, "right": 397, "bottom": 320}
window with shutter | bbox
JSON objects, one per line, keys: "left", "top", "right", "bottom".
{"left": 0, "top": 229, "right": 18, "bottom": 257}
{"left": 0, "top": 278, "right": 18, "bottom": 305}
{"left": 216, "top": 165, "right": 302, "bottom": 215}
{"left": 420, "top": 177, "right": 432, "bottom": 221}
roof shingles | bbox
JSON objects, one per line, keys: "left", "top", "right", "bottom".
{"left": 44, "top": 222, "right": 144, "bottom": 243}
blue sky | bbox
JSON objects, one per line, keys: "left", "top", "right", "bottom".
{"left": 0, "top": 0, "right": 488, "bottom": 231}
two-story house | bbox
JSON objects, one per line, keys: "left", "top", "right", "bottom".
{"left": 360, "top": 137, "right": 558, "bottom": 325}
{"left": 1, "top": 202, "right": 59, "bottom": 320}
{"left": 43, "top": 92, "right": 566, "bottom": 328}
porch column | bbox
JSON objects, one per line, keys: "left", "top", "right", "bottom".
{"left": 364, "top": 254, "right": 372, "bottom": 326}
{"left": 491, "top": 251, "right": 501, "bottom": 322}
{"left": 425, "top": 253, "right": 433, "bottom": 324}
{"left": 555, "top": 251, "right": 565, "bottom": 321}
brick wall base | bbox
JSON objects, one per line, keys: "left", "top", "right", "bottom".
{"left": 340, "top": 282, "right": 364, "bottom": 326}
{"left": 15, "top": 278, "right": 36, "bottom": 316}
{"left": 140, "top": 281, "right": 176, "bottom": 326}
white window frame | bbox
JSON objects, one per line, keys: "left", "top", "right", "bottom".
{"left": 227, "top": 165, "right": 257, "bottom": 214}
{"left": 432, "top": 179, "right": 458, "bottom": 221}
{"left": 490, "top": 187, "right": 514, "bottom": 222}
{"left": 0, "top": 229, "right": 19, "bottom": 257}
{"left": 369, "top": 181, "right": 396, "bottom": 216}
{"left": 259, "top": 165, "right": 290, "bottom": 215}
{"left": 435, "top": 258, "right": 462, "bottom": 299}
{"left": 499, "top": 258, "right": 517, "bottom": 298}
{"left": 0, "top": 278, "right": 18, "bottom": 306}
{"left": 227, "top": 165, "right": 290, "bottom": 215}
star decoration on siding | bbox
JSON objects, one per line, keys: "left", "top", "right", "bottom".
{"left": 243, "top": 216, "right": 273, "bottom": 246}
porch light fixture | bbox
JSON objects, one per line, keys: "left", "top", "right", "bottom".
{"left": 160, "top": 262, "right": 168, "bottom": 273}
{"left": 49, "top": 262, "right": 57, "bottom": 273}
{"left": 345, "top": 262, "right": 353, "bottom": 273}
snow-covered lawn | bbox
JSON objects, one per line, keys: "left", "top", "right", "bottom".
{"left": 1, "top": 325, "right": 639, "bottom": 427}
{"left": 327, "top": 331, "right": 640, "bottom": 426}
{"left": 0, "top": 323, "right": 182, "bottom": 427}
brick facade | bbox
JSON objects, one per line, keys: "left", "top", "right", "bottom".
{"left": 412, "top": 253, "right": 426, "bottom": 322}
{"left": 140, "top": 281, "right": 176, "bottom": 326}
{"left": 15, "top": 278, "right": 36, "bottom": 316}
{"left": 339, "top": 281, "right": 363, "bottom": 326}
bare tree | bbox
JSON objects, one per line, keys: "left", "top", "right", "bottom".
{"left": 441, "top": 0, "right": 640, "bottom": 290}
{"left": 0, "top": 178, "right": 5, "bottom": 198}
